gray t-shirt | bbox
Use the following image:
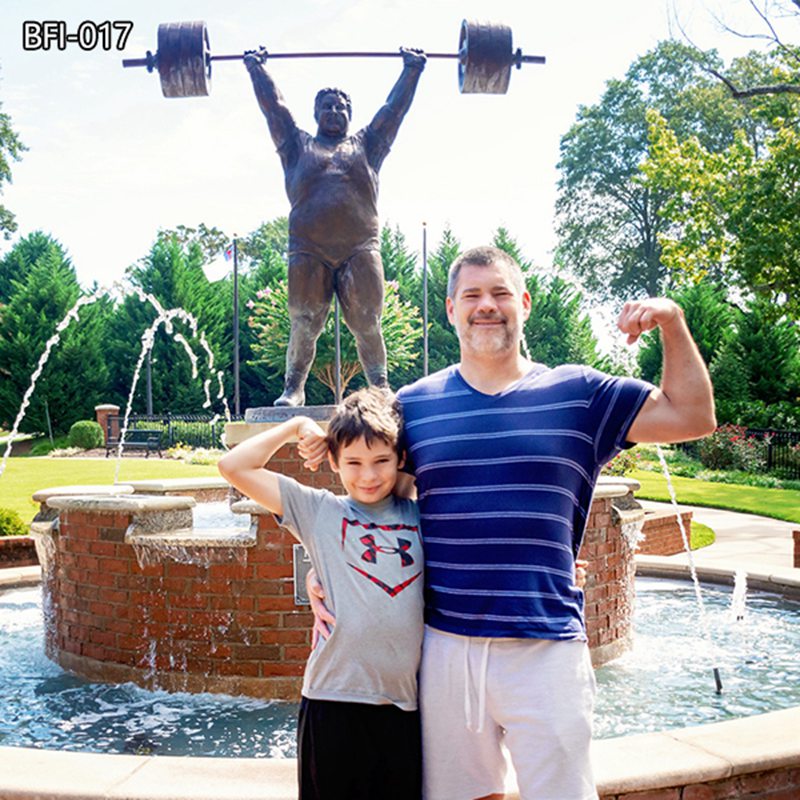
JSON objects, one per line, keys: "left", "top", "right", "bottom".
{"left": 277, "top": 475, "right": 423, "bottom": 711}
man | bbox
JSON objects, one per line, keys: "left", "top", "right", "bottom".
{"left": 244, "top": 46, "right": 426, "bottom": 406}
{"left": 304, "top": 246, "right": 716, "bottom": 799}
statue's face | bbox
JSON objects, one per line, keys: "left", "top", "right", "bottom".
{"left": 316, "top": 93, "right": 350, "bottom": 137}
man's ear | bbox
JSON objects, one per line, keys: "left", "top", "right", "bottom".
{"left": 445, "top": 296, "right": 455, "bottom": 326}
{"left": 397, "top": 450, "right": 406, "bottom": 471}
{"left": 327, "top": 451, "right": 339, "bottom": 473}
{"left": 521, "top": 289, "right": 532, "bottom": 322}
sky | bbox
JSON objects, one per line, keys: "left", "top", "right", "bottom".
{"left": 0, "top": 0, "right": 767, "bottom": 290}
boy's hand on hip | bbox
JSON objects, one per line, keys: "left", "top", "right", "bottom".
{"left": 306, "top": 567, "right": 336, "bottom": 647}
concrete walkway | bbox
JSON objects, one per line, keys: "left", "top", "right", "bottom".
{"left": 638, "top": 500, "right": 798, "bottom": 584}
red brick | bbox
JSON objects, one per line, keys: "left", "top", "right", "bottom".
{"left": 260, "top": 661, "right": 305, "bottom": 677}
{"left": 283, "top": 645, "right": 311, "bottom": 660}
{"left": 259, "top": 628, "right": 308, "bottom": 645}
{"left": 281, "top": 611, "right": 314, "bottom": 629}
{"left": 254, "top": 564, "right": 293, "bottom": 580}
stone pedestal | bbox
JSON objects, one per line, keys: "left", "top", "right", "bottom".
{"left": 94, "top": 404, "right": 120, "bottom": 444}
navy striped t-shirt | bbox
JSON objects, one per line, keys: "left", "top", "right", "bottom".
{"left": 396, "top": 363, "right": 653, "bottom": 640}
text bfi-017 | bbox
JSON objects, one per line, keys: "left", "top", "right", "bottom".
{"left": 22, "top": 21, "right": 134, "bottom": 52}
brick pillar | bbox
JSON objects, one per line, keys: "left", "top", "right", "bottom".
{"left": 94, "top": 404, "right": 120, "bottom": 444}
{"left": 794, "top": 530, "right": 800, "bottom": 568}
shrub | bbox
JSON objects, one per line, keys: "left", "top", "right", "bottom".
{"left": 697, "top": 424, "right": 770, "bottom": 473}
{"left": 0, "top": 508, "right": 28, "bottom": 537}
{"left": 602, "top": 449, "right": 641, "bottom": 477}
{"left": 68, "top": 420, "right": 104, "bottom": 450}
{"left": 29, "top": 435, "right": 70, "bottom": 456}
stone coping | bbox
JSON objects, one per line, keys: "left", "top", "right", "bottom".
{"left": 124, "top": 478, "right": 230, "bottom": 493}
{"left": 32, "top": 485, "right": 135, "bottom": 503}
{"left": 46, "top": 494, "right": 196, "bottom": 513}
{"left": 0, "top": 706, "right": 797, "bottom": 800}
{"left": 126, "top": 528, "right": 257, "bottom": 548}
{"left": 244, "top": 405, "right": 336, "bottom": 423}
{"left": 0, "top": 565, "right": 41, "bottom": 588}
{"left": 591, "top": 481, "right": 634, "bottom": 501}
{"left": 230, "top": 499, "right": 272, "bottom": 516}
{"left": 637, "top": 556, "right": 800, "bottom": 596}
{"left": 231, "top": 486, "right": 642, "bottom": 517}
{"left": 598, "top": 476, "right": 642, "bottom": 493}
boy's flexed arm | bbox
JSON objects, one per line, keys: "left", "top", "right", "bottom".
{"left": 218, "top": 417, "right": 324, "bottom": 516}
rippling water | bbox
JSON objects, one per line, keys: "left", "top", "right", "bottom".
{"left": 1, "top": 579, "right": 798, "bottom": 755}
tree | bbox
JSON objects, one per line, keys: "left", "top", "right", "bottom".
{"left": 736, "top": 297, "right": 800, "bottom": 405}
{"left": 0, "top": 73, "right": 26, "bottom": 239}
{"left": 693, "top": 0, "right": 800, "bottom": 100}
{"left": 0, "top": 233, "right": 109, "bottom": 434}
{"left": 248, "top": 281, "right": 422, "bottom": 401}
{"left": 156, "top": 223, "right": 230, "bottom": 263}
{"left": 637, "top": 280, "right": 735, "bottom": 384}
{"left": 106, "top": 237, "right": 231, "bottom": 415}
{"left": 642, "top": 107, "right": 800, "bottom": 318}
{"left": 555, "top": 41, "right": 748, "bottom": 302}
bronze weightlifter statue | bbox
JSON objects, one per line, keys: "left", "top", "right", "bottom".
{"left": 244, "top": 46, "right": 426, "bottom": 406}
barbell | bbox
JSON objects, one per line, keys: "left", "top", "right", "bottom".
{"left": 122, "top": 19, "right": 545, "bottom": 98}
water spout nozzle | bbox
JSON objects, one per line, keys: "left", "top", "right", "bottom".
{"left": 713, "top": 667, "right": 723, "bottom": 694}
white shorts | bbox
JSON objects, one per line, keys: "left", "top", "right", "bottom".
{"left": 420, "top": 627, "right": 597, "bottom": 800}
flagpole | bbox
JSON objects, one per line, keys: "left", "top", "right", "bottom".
{"left": 233, "top": 236, "right": 240, "bottom": 417}
{"left": 334, "top": 295, "right": 342, "bottom": 405}
{"left": 422, "top": 222, "right": 429, "bottom": 376}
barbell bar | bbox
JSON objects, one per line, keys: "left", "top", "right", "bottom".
{"left": 121, "top": 19, "right": 545, "bottom": 98}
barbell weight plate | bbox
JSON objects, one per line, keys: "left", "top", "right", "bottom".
{"left": 157, "top": 21, "right": 211, "bottom": 98}
{"left": 458, "top": 20, "right": 512, "bottom": 95}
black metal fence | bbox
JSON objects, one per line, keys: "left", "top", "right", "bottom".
{"left": 745, "top": 428, "right": 800, "bottom": 480}
{"left": 108, "top": 413, "right": 244, "bottom": 450}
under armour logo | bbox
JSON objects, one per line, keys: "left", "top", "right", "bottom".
{"left": 359, "top": 534, "right": 414, "bottom": 567}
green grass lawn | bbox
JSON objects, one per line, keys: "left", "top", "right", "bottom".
{"left": 0, "top": 457, "right": 220, "bottom": 522}
{"left": 690, "top": 521, "right": 715, "bottom": 549}
{"left": 632, "top": 468, "right": 800, "bottom": 524}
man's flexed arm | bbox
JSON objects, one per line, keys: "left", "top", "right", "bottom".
{"left": 623, "top": 298, "right": 716, "bottom": 444}
{"left": 244, "top": 49, "right": 299, "bottom": 158}
{"left": 367, "top": 48, "right": 426, "bottom": 164}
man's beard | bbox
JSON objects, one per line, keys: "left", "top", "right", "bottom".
{"left": 461, "top": 314, "right": 518, "bottom": 354}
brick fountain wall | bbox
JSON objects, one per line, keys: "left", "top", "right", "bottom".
{"left": 33, "top": 446, "right": 642, "bottom": 699}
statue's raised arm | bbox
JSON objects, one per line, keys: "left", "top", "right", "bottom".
{"left": 244, "top": 49, "right": 300, "bottom": 167}
{"left": 366, "top": 48, "right": 426, "bottom": 170}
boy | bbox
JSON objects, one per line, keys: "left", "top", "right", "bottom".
{"left": 217, "top": 387, "right": 423, "bottom": 800}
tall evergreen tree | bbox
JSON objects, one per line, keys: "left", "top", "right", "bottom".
{"left": 0, "top": 72, "right": 26, "bottom": 240}
{"left": 0, "top": 233, "right": 109, "bottom": 433}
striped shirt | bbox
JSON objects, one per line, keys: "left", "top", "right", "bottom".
{"left": 397, "top": 363, "right": 652, "bottom": 640}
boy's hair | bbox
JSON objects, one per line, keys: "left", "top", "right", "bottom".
{"left": 326, "top": 387, "right": 403, "bottom": 464}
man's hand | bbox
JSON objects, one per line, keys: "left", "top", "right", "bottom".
{"left": 297, "top": 421, "right": 328, "bottom": 472}
{"left": 243, "top": 47, "right": 268, "bottom": 71}
{"left": 401, "top": 47, "right": 427, "bottom": 70}
{"left": 306, "top": 567, "right": 336, "bottom": 648}
{"left": 617, "top": 298, "right": 682, "bottom": 346}
{"left": 576, "top": 559, "right": 588, "bottom": 589}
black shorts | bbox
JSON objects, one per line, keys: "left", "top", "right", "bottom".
{"left": 297, "top": 697, "right": 422, "bottom": 800}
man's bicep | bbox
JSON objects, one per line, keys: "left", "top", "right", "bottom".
{"left": 626, "top": 387, "right": 687, "bottom": 444}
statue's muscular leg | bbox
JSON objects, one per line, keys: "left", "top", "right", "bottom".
{"left": 276, "top": 253, "right": 335, "bottom": 407}
{"left": 336, "top": 250, "right": 388, "bottom": 388}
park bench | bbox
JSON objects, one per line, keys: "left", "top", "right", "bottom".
{"left": 105, "top": 429, "right": 164, "bottom": 458}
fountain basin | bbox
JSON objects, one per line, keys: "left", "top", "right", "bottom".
{"left": 1, "top": 562, "right": 798, "bottom": 799}
{"left": 30, "top": 463, "right": 643, "bottom": 700}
